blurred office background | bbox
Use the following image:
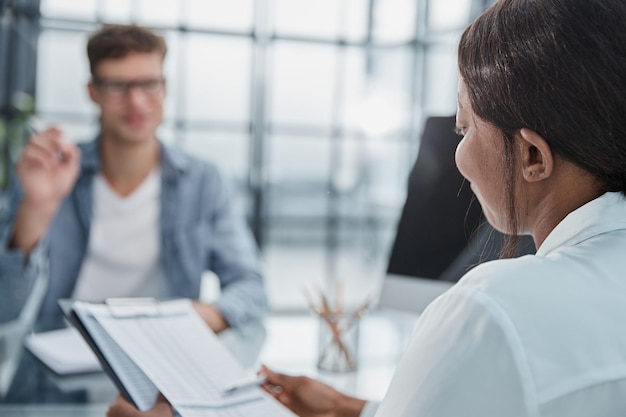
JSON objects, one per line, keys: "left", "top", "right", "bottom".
{"left": 0, "top": 0, "right": 490, "bottom": 311}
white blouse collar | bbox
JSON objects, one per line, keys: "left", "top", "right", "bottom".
{"left": 536, "top": 192, "right": 626, "bottom": 256}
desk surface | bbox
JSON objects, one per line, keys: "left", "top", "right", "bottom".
{"left": 0, "top": 310, "right": 418, "bottom": 416}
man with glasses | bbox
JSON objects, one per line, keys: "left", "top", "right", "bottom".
{"left": 0, "top": 25, "right": 267, "bottom": 332}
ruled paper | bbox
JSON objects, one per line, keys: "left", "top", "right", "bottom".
{"left": 76, "top": 299, "right": 296, "bottom": 417}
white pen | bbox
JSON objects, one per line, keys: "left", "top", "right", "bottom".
{"left": 222, "top": 374, "right": 267, "bottom": 394}
{"left": 25, "top": 116, "right": 67, "bottom": 162}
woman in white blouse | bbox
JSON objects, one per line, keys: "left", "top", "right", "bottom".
{"left": 108, "top": 0, "right": 626, "bottom": 416}
{"left": 255, "top": 0, "right": 626, "bottom": 415}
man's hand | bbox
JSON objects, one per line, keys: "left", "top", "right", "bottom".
{"left": 107, "top": 394, "right": 172, "bottom": 417}
{"left": 260, "top": 365, "right": 366, "bottom": 417}
{"left": 16, "top": 127, "right": 80, "bottom": 206}
{"left": 10, "top": 127, "right": 80, "bottom": 254}
{"left": 192, "top": 301, "right": 229, "bottom": 333}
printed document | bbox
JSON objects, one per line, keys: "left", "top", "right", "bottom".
{"left": 71, "top": 299, "right": 296, "bottom": 417}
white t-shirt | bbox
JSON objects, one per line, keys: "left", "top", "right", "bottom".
{"left": 365, "top": 192, "right": 626, "bottom": 417}
{"left": 72, "top": 170, "right": 162, "bottom": 301}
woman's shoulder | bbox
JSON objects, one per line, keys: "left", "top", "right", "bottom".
{"left": 456, "top": 255, "right": 546, "bottom": 293}
{"left": 445, "top": 255, "right": 566, "bottom": 325}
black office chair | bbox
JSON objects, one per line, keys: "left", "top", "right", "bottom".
{"left": 387, "top": 116, "right": 535, "bottom": 285}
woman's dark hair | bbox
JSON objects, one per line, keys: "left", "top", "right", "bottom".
{"left": 87, "top": 24, "right": 167, "bottom": 77}
{"left": 458, "top": 0, "right": 626, "bottom": 257}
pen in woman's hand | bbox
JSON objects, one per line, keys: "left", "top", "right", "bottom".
{"left": 222, "top": 374, "right": 268, "bottom": 394}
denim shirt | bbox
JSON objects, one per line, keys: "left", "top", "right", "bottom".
{"left": 0, "top": 138, "right": 267, "bottom": 329}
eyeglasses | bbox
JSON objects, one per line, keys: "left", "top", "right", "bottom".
{"left": 92, "top": 77, "right": 165, "bottom": 100}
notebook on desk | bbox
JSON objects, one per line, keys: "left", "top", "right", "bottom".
{"left": 24, "top": 327, "right": 101, "bottom": 375}
{"left": 60, "top": 298, "right": 296, "bottom": 416}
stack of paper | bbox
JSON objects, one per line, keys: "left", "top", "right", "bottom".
{"left": 25, "top": 327, "right": 102, "bottom": 375}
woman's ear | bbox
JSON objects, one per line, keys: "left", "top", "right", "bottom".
{"left": 518, "top": 128, "right": 554, "bottom": 182}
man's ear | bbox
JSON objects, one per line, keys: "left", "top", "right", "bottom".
{"left": 518, "top": 128, "right": 554, "bottom": 182}
{"left": 87, "top": 82, "right": 100, "bottom": 105}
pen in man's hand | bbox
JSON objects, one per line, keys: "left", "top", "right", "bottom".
{"left": 26, "top": 116, "right": 67, "bottom": 162}
{"left": 222, "top": 374, "right": 267, "bottom": 394}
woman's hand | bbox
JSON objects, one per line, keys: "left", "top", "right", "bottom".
{"left": 260, "top": 365, "right": 366, "bottom": 417}
{"left": 106, "top": 394, "right": 172, "bottom": 417}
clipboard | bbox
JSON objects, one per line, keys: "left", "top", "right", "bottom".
{"left": 59, "top": 298, "right": 158, "bottom": 410}
{"left": 59, "top": 298, "right": 297, "bottom": 416}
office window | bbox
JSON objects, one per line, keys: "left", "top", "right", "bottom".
{"left": 40, "top": 0, "right": 97, "bottom": 20}
{"left": 135, "top": 0, "right": 181, "bottom": 26}
{"left": 372, "top": 0, "right": 417, "bottom": 43}
{"left": 268, "top": 136, "right": 331, "bottom": 186}
{"left": 182, "top": 130, "right": 250, "bottom": 185}
{"left": 422, "top": 43, "right": 461, "bottom": 116}
{"left": 183, "top": 35, "right": 252, "bottom": 124}
{"left": 340, "top": 48, "right": 367, "bottom": 130}
{"left": 343, "top": 0, "right": 369, "bottom": 42}
{"left": 29, "top": 0, "right": 480, "bottom": 311}
{"left": 36, "top": 31, "right": 94, "bottom": 117}
{"left": 183, "top": 0, "right": 254, "bottom": 31}
{"left": 428, "top": 0, "right": 473, "bottom": 30}
{"left": 272, "top": 0, "right": 342, "bottom": 39}
{"left": 352, "top": 47, "right": 412, "bottom": 135}
{"left": 266, "top": 135, "right": 332, "bottom": 225}
{"left": 362, "top": 136, "right": 412, "bottom": 203}
{"left": 270, "top": 42, "right": 338, "bottom": 127}
{"left": 98, "top": 0, "right": 133, "bottom": 23}
{"left": 330, "top": 137, "right": 364, "bottom": 197}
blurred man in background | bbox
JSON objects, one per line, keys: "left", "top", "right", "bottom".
{"left": 0, "top": 24, "right": 267, "bottom": 332}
